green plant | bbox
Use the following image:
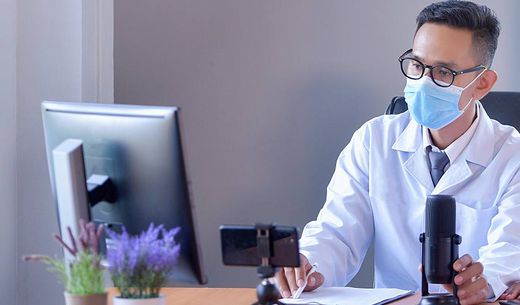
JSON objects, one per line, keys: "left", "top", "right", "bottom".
{"left": 28, "top": 251, "right": 104, "bottom": 295}
{"left": 24, "top": 220, "right": 105, "bottom": 296}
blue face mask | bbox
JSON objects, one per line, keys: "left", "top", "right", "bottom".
{"left": 403, "top": 72, "right": 484, "bottom": 129}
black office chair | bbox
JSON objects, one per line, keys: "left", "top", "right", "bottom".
{"left": 385, "top": 92, "right": 520, "bottom": 131}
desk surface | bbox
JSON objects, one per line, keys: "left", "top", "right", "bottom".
{"left": 107, "top": 288, "right": 500, "bottom": 305}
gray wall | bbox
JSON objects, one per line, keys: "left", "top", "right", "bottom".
{"left": 114, "top": 0, "right": 520, "bottom": 288}
{"left": 17, "top": 1, "right": 83, "bottom": 305}
{"left": 0, "top": 0, "right": 18, "bottom": 304}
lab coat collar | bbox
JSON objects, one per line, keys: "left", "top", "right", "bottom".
{"left": 392, "top": 114, "right": 422, "bottom": 153}
{"left": 431, "top": 102, "right": 495, "bottom": 194}
{"left": 392, "top": 116, "right": 433, "bottom": 191}
{"left": 461, "top": 101, "right": 495, "bottom": 168}
{"left": 392, "top": 101, "right": 494, "bottom": 167}
{"left": 391, "top": 101, "right": 495, "bottom": 193}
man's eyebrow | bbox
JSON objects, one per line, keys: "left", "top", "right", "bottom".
{"left": 410, "top": 52, "right": 459, "bottom": 69}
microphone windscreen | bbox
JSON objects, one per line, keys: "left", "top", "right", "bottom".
{"left": 425, "top": 195, "right": 456, "bottom": 238}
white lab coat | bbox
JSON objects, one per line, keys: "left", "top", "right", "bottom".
{"left": 299, "top": 103, "right": 520, "bottom": 298}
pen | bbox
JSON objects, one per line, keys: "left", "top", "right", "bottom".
{"left": 292, "top": 264, "right": 318, "bottom": 299}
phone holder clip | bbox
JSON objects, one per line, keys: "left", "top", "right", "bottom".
{"left": 253, "top": 223, "right": 282, "bottom": 305}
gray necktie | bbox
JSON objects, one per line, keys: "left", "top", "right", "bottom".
{"left": 428, "top": 148, "right": 450, "bottom": 186}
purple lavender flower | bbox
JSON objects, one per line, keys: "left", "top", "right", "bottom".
{"left": 106, "top": 224, "right": 181, "bottom": 298}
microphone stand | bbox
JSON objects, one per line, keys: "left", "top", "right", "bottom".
{"left": 418, "top": 232, "right": 462, "bottom": 305}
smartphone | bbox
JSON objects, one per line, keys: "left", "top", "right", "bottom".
{"left": 220, "top": 225, "right": 300, "bottom": 267}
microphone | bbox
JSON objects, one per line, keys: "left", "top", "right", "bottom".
{"left": 419, "top": 195, "right": 462, "bottom": 305}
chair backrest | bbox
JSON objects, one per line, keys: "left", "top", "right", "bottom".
{"left": 385, "top": 92, "right": 520, "bottom": 131}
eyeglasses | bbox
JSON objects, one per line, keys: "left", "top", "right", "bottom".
{"left": 398, "top": 49, "right": 487, "bottom": 87}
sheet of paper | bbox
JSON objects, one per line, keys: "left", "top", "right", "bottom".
{"left": 280, "top": 287, "right": 413, "bottom": 305}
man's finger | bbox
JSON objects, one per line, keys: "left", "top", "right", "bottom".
{"left": 284, "top": 267, "right": 299, "bottom": 295}
{"left": 454, "top": 262, "right": 483, "bottom": 285}
{"left": 274, "top": 270, "right": 291, "bottom": 298}
{"left": 504, "top": 284, "right": 520, "bottom": 300}
{"left": 510, "top": 284, "right": 520, "bottom": 299}
{"left": 304, "top": 272, "right": 324, "bottom": 292}
{"left": 294, "top": 261, "right": 308, "bottom": 288}
{"left": 294, "top": 254, "right": 311, "bottom": 289}
{"left": 456, "top": 276, "right": 487, "bottom": 300}
{"left": 453, "top": 254, "right": 473, "bottom": 272}
{"left": 457, "top": 280, "right": 490, "bottom": 305}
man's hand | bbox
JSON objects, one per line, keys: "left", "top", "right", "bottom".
{"left": 500, "top": 282, "right": 520, "bottom": 300}
{"left": 441, "top": 254, "right": 493, "bottom": 305}
{"left": 274, "top": 254, "right": 324, "bottom": 298}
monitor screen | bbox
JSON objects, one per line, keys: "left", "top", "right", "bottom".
{"left": 41, "top": 101, "right": 206, "bottom": 285}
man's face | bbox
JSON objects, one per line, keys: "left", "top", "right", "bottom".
{"left": 411, "top": 23, "right": 483, "bottom": 108}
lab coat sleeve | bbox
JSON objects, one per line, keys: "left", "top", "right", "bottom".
{"left": 479, "top": 169, "right": 520, "bottom": 300}
{"left": 299, "top": 123, "right": 373, "bottom": 287}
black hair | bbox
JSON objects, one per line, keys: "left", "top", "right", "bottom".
{"left": 416, "top": 0, "right": 500, "bottom": 67}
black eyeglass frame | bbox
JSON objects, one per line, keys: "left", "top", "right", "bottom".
{"left": 398, "top": 49, "right": 487, "bottom": 87}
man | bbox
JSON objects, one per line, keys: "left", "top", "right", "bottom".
{"left": 275, "top": 2, "right": 520, "bottom": 305}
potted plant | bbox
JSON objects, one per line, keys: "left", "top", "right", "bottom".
{"left": 24, "top": 220, "right": 107, "bottom": 305}
{"left": 106, "top": 224, "right": 181, "bottom": 305}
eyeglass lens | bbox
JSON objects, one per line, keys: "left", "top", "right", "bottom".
{"left": 401, "top": 58, "right": 454, "bottom": 86}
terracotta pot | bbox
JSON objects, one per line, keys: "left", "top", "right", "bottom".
{"left": 64, "top": 292, "right": 107, "bottom": 305}
{"left": 113, "top": 296, "right": 165, "bottom": 305}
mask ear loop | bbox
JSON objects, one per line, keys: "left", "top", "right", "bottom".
{"left": 460, "top": 69, "right": 487, "bottom": 112}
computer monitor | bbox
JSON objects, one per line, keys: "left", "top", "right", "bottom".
{"left": 41, "top": 101, "right": 206, "bottom": 285}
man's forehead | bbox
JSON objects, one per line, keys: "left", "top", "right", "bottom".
{"left": 410, "top": 50, "right": 460, "bottom": 69}
{"left": 412, "top": 23, "right": 476, "bottom": 68}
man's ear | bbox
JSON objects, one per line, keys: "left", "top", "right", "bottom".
{"left": 474, "top": 69, "right": 498, "bottom": 101}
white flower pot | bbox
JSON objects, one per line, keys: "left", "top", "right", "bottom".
{"left": 113, "top": 296, "right": 165, "bottom": 305}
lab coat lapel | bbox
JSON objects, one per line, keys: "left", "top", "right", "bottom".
{"left": 392, "top": 117, "right": 434, "bottom": 192}
{"left": 432, "top": 102, "right": 495, "bottom": 194}
{"left": 403, "top": 150, "right": 435, "bottom": 192}
{"left": 432, "top": 159, "right": 473, "bottom": 195}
